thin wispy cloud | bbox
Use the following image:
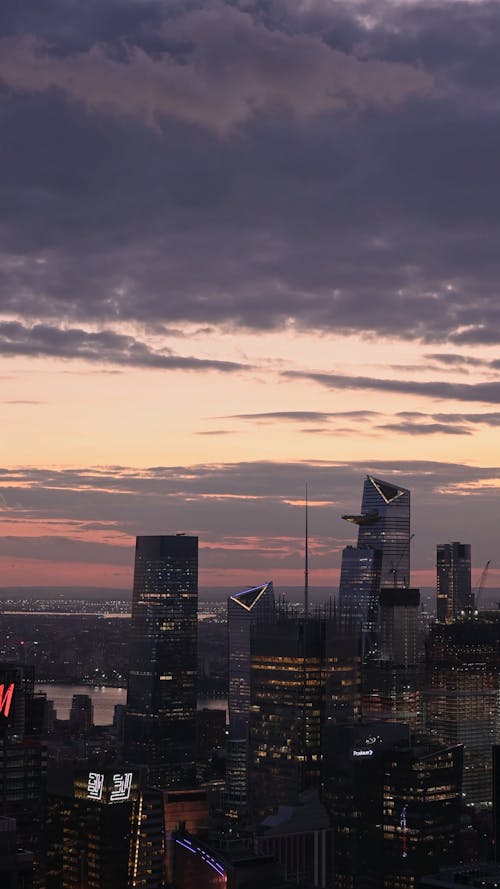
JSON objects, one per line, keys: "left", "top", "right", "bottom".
{"left": 284, "top": 370, "right": 500, "bottom": 404}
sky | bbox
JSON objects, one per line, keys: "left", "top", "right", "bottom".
{"left": 1, "top": 0, "right": 500, "bottom": 593}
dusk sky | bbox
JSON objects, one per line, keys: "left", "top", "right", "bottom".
{"left": 1, "top": 0, "right": 500, "bottom": 592}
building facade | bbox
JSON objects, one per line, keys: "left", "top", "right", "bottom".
{"left": 248, "top": 614, "right": 361, "bottom": 818}
{"left": 436, "top": 542, "right": 472, "bottom": 622}
{"left": 226, "top": 582, "right": 275, "bottom": 813}
{"left": 339, "top": 476, "right": 411, "bottom": 657}
{"left": 425, "top": 616, "right": 500, "bottom": 807}
{"left": 124, "top": 534, "right": 198, "bottom": 789}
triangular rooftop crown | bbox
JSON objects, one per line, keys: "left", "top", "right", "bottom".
{"left": 368, "top": 476, "right": 408, "bottom": 504}
{"left": 230, "top": 582, "right": 272, "bottom": 611}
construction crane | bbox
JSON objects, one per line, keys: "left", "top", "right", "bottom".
{"left": 473, "top": 559, "right": 491, "bottom": 611}
{"left": 390, "top": 534, "right": 415, "bottom": 588}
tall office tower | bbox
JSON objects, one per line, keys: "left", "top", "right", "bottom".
{"left": 436, "top": 542, "right": 472, "bottom": 621}
{"left": 248, "top": 613, "right": 361, "bottom": 818}
{"left": 61, "top": 769, "right": 139, "bottom": 889}
{"left": 226, "top": 582, "right": 275, "bottom": 813}
{"left": 363, "top": 588, "right": 422, "bottom": 730}
{"left": 338, "top": 545, "right": 381, "bottom": 643}
{"left": 125, "top": 535, "right": 198, "bottom": 789}
{"left": 322, "top": 721, "right": 411, "bottom": 889}
{"left": 323, "top": 726, "right": 462, "bottom": 889}
{"left": 0, "top": 664, "right": 47, "bottom": 885}
{"left": 339, "top": 476, "right": 411, "bottom": 656}
{"left": 425, "top": 616, "right": 500, "bottom": 807}
{"left": 380, "top": 742, "right": 463, "bottom": 888}
{"left": 379, "top": 587, "right": 420, "bottom": 667}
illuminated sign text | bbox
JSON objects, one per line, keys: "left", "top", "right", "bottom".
{"left": 0, "top": 683, "right": 14, "bottom": 719}
{"left": 87, "top": 772, "right": 104, "bottom": 801}
{"left": 110, "top": 773, "right": 133, "bottom": 803}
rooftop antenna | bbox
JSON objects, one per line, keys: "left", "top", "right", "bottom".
{"left": 304, "top": 484, "right": 309, "bottom": 619}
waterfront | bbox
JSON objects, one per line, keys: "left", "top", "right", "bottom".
{"left": 36, "top": 683, "right": 227, "bottom": 725}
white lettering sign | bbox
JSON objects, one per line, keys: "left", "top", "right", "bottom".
{"left": 352, "top": 748, "right": 374, "bottom": 758}
{"left": 87, "top": 772, "right": 104, "bottom": 800}
{"left": 110, "top": 772, "right": 133, "bottom": 803}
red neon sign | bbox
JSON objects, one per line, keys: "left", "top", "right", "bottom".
{"left": 0, "top": 684, "right": 15, "bottom": 718}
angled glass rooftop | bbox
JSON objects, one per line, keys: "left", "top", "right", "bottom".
{"left": 230, "top": 582, "right": 273, "bottom": 611}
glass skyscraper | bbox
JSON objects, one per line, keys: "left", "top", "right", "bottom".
{"left": 248, "top": 614, "right": 361, "bottom": 817}
{"left": 436, "top": 541, "right": 472, "bottom": 621}
{"left": 339, "top": 476, "right": 411, "bottom": 653}
{"left": 124, "top": 534, "right": 198, "bottom": 788}
{"left": 226, "top": 582, "right": 275, "bottom": 812}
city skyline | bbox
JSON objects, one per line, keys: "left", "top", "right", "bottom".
{"left": 2, "top": 0, "right": 500, "bottom": 590}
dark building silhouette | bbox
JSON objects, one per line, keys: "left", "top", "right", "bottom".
{"left": 323, "top": 721, "right": 410, "bottom": 889}
{"left": 0, "top": 817, "right": 33, "bottom": 889}
{"left": 420, "top": 864, "right": 500, "bottom": 888}
{"left": 248, "top": 613, "right": 361, "bottom": 817}
{"left": 124, "top": 534, "right": 198, "bottom": 788}
{"left": 0, "top": 664, "right": 46, "bottom": 886}
{"left": 493, "top": 745, "right": 500, "bottom": 862}
{"left": 436, "top": 542, "right": 472, "bottom": 622}
{"left": 61, "top": 769, "right": 139, "bottom": 889}
{"left": 363, "top": 588, "right": 422, "bottom": 730}
{"left": 425, "top": 615, "right": 500, "bottom": 807}
{"left": 379, "top": 587, "right": 420, "bottom": 667}
{"left": 323, "top": 726, "right": 463, "bottom": 889}
{"left": 172, "top": 833, "right": 290, "bottom": 889}
{"left": 197, "top": 707, "right": 226, "bottom": 764}
{"left": 254, "top": 789, "right": 334, "bottom": 888}
{"left": 68, "top": 694, "right": 93, "bottom": 735}
{"left": 380, "top": 742, "right": 463, "bottom": 888}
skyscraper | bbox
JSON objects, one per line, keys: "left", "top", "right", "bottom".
{"left": 363, "top": 589, "right": 422, "bottom": 731}
{"left": 124, "top": 534, "right": 198, "bottom": 788}
{"left": 379, "top": 587, "right": 420, "bottom": 667}
{"left": 226, "top": 582, "right": 275, "bottom": 813}
{"left": 0, "top": 664, "right": 47, "bottom": 886}
{"left": 339, "top": 476, "right": 411, "bottom": 655}
{"left": 248, "top": 613, "right": 361, "bottom": 817}
{"left": 425, "top": 615, "right": 500, "bottom": 807}
{"left": 436, "top": 542, "right": 472, "bottom": 621}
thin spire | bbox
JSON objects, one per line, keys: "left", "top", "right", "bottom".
{"left": 304, "top": 483, "right": 309, "bottom": 619}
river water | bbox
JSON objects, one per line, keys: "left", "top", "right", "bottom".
{"left": 36, "top": 684, "right": 227, "bottom": 725}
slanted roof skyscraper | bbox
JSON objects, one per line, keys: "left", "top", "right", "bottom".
{"left": 226, "top": 581, "right": 275, "bottom": 813}
{"left": 339, "top": 475, "right": 411, "bottom": 656}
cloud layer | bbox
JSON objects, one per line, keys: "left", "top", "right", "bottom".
{"left": 0, "top": 0, "right": 500, "bottom": 347}
{"left": 0, "top": 8, "right": 431, "bottom": 135}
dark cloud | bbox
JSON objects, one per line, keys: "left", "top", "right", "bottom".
{"left": 433, "top": 411, "right": 500, "bottom": 427}
{"left": 425, "top": 353, "right": 487, "bottom": 367}
{"left": 377, "top": 421, "right": 472, "bottom": 436}
{"left": 396, "top": 409, "right": 500, "bottom": 428}
{"left": 0, "top": 11, "right": 430, "bottom": 135}
{"left": 0, "top": 321, "right": 246, "bottom": 372}
{"left": 225, "top": 410, "right": 379, "bottom": 422}
{"left": 284, "top": 370, "right": 500, "bottom": 404}
{"left": 196, "top": 429, "right": 235, "bottom": 435}
{"left": 1, "top": 1, "right": 500, "bottom": 343}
